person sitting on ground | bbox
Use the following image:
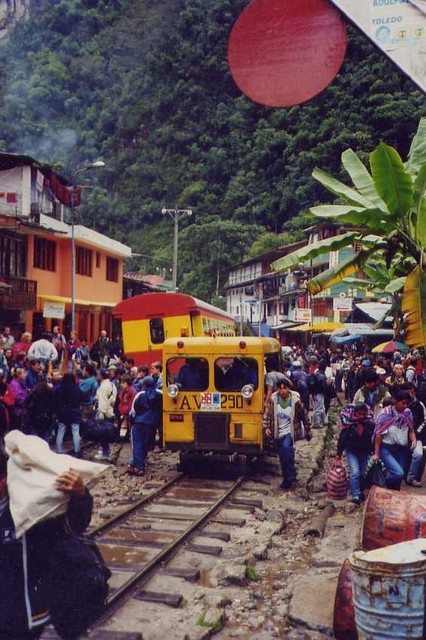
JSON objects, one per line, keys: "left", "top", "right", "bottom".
{"left": 262, "top": 377, "right": 312, "bottom": 490}
{"left": 335, "top": 402, "right": 375, "bottom": 505}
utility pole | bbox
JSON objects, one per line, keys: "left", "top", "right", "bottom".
{"left": 161, "top": 207, "right": 192, "bottom": 291}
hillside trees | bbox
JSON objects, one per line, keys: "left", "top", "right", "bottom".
{"left": 0, "top": 0, "right": 423, "bottom": 301}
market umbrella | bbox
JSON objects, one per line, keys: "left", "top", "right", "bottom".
{"left": 371, "top": 340, "right": 410, "bottom": 353}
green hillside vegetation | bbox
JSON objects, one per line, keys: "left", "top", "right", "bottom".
{"left": 0, "top": 0, "right": 424, "bottom": 299}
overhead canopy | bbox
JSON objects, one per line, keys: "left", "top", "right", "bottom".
{"left": 331, "top": 333, "right": 362, "bottom": 344}
{"left": 343, "top": 323, "right": 393, "bottom": 336}
{"left": 287, "top": 322, "right": 345, "bottom": 333}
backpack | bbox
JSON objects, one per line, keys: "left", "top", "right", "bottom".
{"left": 48, "top": 531, "right": 111, "bottom": 640}
{"left": 306, "top": 373, "right": 319, "bottom": 394}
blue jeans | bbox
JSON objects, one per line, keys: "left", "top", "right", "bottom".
{"left": 56, "top": 422, "right": 81, "bottom": 454}
{"left": 130, "top": 422, "right": 153, "bottom": 471}
{"left": 346, "top": 449, "right": 369, "bottom": 499}
{"left": 312, "top": 393, "right": 327, "bottom": 427}
{"left": 276, "top": 434, "right": 296, "bottom": 483}
{"left": 380, "top": 443, "right": 408, "bottom": 490}
{"left": 407, "top": 441, "right": 424, "bottom": 481}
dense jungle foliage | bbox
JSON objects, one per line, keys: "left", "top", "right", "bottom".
{"left": 0, "top": 0, "right": 424, "bottom": 300}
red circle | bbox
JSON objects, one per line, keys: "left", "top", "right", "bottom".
{"left": 228, "top": 0, "right": 347, "bottom": 107}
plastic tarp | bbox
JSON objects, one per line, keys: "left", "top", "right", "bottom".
{"left": 5, "top": 431, "right": 107, "bottom": 538}
{"left": 330, "top": 333, "right": 362, "bottom": 344}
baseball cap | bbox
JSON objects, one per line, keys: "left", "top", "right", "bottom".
{"left": 376, "top": 367, "right": 386, "bottom": 375}
{"left": 361, "top": 359, "right": 371, "bottom": 366}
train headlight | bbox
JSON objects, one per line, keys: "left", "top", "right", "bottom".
{"left": 241, "top": 384, "right": 254, "bottom": 400}
{"left": 167, "top": 384, "right": 180, "bottom": 399}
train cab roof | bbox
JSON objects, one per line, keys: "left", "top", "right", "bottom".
{"left": 163, "top": 336, "right": 280, "bottom": 356}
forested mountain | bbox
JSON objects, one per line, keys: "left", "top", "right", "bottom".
{"left": 0, "top": 0, "right": 424, "bottom": 300}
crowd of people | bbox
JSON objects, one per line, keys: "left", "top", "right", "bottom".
{"left": 271, "top": 344, "right": 426, "bottom": 503}
{"left": 0, "top": 325, "right": 163, "bottom": 478}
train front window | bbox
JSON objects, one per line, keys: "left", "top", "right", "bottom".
{"left": 150, "top": 318, "right": 165, "bottom": 344}
{"left": 167, "top": 357, "right": 209, "bottom": 391}
{"left": 215, "top": 357, "right": 258, "bottom": 392}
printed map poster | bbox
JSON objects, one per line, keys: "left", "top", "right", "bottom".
{"left": 330, "top": 0, "right": 426, "bottom": 91}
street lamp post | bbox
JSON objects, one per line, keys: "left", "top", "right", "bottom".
{"left": 161, "top": 207, "right": 192, "bottom": 291}
{"left": 70, "top": 160, "right": 105, "bottom": 332}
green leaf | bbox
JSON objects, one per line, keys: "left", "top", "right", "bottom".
{"left": 271, "top": 232, "right": 359, "bottom": 272}
{"left": 406, "top": 117, "right": 426, "bottom": 174}
{"left": 341, "top": 148, "right": 388, "bottom": 212}
{"left": 413, "top": 164, "right": 426, "bottom": 246}
{"left": 310, "top": 204, "right": 391, "bottom": 231}
{"left": 306, "top": 248, "right": 376, "bottom": 295}
{"left": 384, "top": 277, "right": 406, "bottom": 293}
{"left": 370, "top": 143, "right": 413, "bottom": 216}
{"left": 312, "top": 168, "right": 375, "bottom": 209}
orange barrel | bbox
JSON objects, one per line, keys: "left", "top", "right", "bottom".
{"left": 361, "top": 485, "right": 426, "bottom": 551}
{"left": 327, "top": 461, "right": 348, "bottom": 500}
{"left": 333, "top": 559, "right": 358, "bottom": 640}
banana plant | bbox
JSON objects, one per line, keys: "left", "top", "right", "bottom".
{"left": 272, "top": 118, "right": 426, "bottom": 347}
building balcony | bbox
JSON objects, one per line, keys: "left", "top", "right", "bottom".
{"left": 0, "top": 275, "right": 37, "bottom": 310}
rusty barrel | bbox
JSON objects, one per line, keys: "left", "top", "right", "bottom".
{"left": 361, "top": 485, "right": 426, "bottom": 551}
{"left": 333, "top": 558, "right": 358, "bottom": 640}
{"left": 350, "top": 539, "right": 426, "bottom": 639}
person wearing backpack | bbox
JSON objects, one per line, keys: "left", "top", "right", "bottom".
{"left": 128, "top": 376, "right": 162, "bottom": 476}
{"left": 0, "top": 446, "right": 93, "bottom": 640}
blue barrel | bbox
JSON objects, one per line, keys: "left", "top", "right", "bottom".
{"left": 350, "top": 539, "right": 426, "bottom": 639}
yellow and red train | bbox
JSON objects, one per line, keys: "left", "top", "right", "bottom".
{"left": 113, "top": 292, "right": 235, "bottom": 366}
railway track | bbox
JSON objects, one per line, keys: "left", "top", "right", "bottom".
{"left": 41, "top": 472, "right": 266, "bottom": 640}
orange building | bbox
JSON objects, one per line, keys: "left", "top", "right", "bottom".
{"left": 0, "top": 153, "right": 131, "bottom": 343}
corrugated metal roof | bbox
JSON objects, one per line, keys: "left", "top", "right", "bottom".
{"left": 355, "top": 302, "right": 392, "bottom": 322}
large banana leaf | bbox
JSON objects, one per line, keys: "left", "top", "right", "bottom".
{"left": 370, "top": 143, "right": 413, "bottom": 216}
{"left": 310, "top": 204, "right": 392, "bottom": 231}
{"left": 341, "top": 149, "right": 389, "bottom": 212}
{"left": 306, "top": 248, "right": 376, "bottom": 295}
{"left": 413, "top": 164, "right": 426, "bottom": 248}
{"left": 401, "top": 265, "right": 426, "bottom": 348}
{"left": 312, "top": 168, "right": 376, "bottom": 209}
{"left": 271, "top": 232, "right": 359, "bottom": 272}
{"left": 405, "top": 117, "right": 426, "bottom": 175}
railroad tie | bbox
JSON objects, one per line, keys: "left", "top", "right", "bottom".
{"left": 186, "top": 542, "right": 223, "bottom": 556}
{"left": 133, "top": 589, "right": 183, "bottom": 608}
{"left": 162, "top": 566, "right": 201, "bottom": 582}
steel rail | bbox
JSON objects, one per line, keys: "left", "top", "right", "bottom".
{"left": 89, "top": 476, "right": 244, "bottom": 632}
{"left": 89, "top": 472, "right": 185, "bottom": 537}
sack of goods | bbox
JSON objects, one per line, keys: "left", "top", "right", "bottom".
{"left": 81, "top": 418, "right": 117, "bottom": 444}
{"left": 364, "top": 458, "right": 387, "bottom": 489}
{"left": 327, "top": 460, "right": 348, "bottom": 500}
